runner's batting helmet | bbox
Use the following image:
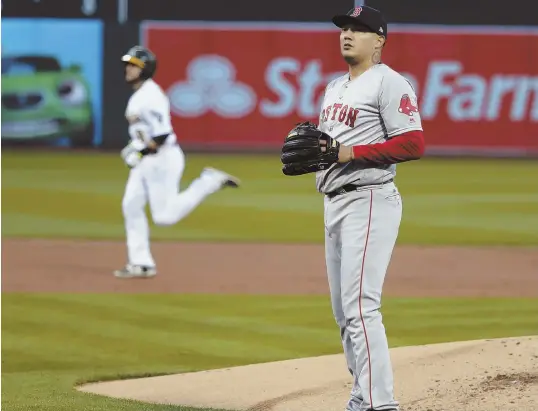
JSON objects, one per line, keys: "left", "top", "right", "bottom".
{"left": 121, "top": 45, "right": 157, "bottom": 80}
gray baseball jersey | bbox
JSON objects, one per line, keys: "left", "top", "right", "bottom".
{"left": 316, "top": 63, "right": 423, "bottom": 194}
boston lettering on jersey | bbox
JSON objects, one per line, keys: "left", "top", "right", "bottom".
{"left": 321, "top": 104, "right": 360, "bottom": 128}
{"left": 316, "top": 64, "right": 424, "bottom": 194}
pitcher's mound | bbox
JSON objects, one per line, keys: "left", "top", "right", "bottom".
{"left": 78, "top": 336, "right": 538, "bottom": 411}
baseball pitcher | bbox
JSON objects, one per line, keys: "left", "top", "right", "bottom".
{"left": 281, "top": 7, "right": 425, "bottom": 411}
{"left": 115, "top": 46, "right": 240, "bottom": 279}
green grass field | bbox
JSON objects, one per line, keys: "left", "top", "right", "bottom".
{"left": 2, "top": 151, "right": 538, "bottom": 245}
{"left": 2, "top": 151, "right": 537, "bottom": 411}
{"left": 2, "top": 294, "right": 537, "bottom": 411}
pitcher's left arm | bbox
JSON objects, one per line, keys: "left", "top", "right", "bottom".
{"left": 339, "top": 73, "right": 425, "bottom": 165}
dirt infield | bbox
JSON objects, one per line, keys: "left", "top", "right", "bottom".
{"left": 78, "top": 336, "right": 538, "bottom": 411}
{"left": 3, "top": 239, "right": 538, "bottom": 296}
{"left": 3, "top": 238, "right": 538, "bottom": 411}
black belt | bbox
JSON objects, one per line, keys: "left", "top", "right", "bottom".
{"left": 152, "top": 134, "right": 169, "bottom": 146}
{"left": 139, "top": 134, "right": 170, "bottom": 156}
{"left": 326, "top": 178, "right": 394, "bottom": 199}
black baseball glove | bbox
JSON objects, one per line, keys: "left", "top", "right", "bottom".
{"left": 280, "top": 121, "right": 340, "bottom": 176}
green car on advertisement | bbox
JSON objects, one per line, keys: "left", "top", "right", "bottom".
{"left": 1, "top": 55, "right": 95, "bottom": 146}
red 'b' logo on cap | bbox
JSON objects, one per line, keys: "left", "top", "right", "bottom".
{"left": 350, "top": 7, "right": 362, "bottom": 17}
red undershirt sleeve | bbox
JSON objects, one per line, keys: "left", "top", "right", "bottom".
{"left": 352, "top": 130, "right": 425, "bottom": 166}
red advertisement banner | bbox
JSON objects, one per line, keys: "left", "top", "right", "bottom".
{"left": 142, "top": 22, "right": 538, "bottom": 155}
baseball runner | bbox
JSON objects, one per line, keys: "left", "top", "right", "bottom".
{"left": 115, "top": 45, "right": 240, "bottom": 278}
{"left": 281, "top": 7, "right": 424, "bottom": 411}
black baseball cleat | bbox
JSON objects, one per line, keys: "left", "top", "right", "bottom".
{"left": 223, "top": 177, "right": 240, "bottom": 188}
{"left": 113, "top": 264, "right": 157, "bottom": 278}
{"left": 202, "top": 167, "right": 241, "bottom": 188}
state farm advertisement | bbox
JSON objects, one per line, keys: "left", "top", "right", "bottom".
{"left": 142, "top": 23, "right": 538, "bottom": 155}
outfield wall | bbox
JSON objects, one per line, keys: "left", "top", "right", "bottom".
{"left": 2, "top": 1, "right": 537, "bottom": 157}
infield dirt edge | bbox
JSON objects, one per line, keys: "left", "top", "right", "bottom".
{"left": 77, "top": 336, "right": 538, "bottom": 411}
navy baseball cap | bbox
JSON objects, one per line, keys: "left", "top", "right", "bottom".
{"left": 332, "top": 6, "right": 387, "bottom": 38}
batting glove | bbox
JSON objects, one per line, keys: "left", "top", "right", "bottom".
{"left": 122, "top": 151, "right": 142, "bottom": 168}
